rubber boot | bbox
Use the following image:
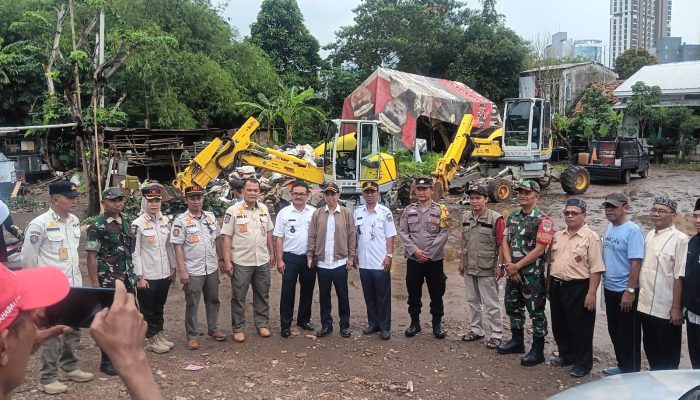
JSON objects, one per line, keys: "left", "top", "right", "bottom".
{"left": 99, "top": 351, "right": 117, "bottom": 376}
{"left": 520, "top": 336, "right": 545, "bottom": 366}
{"left": 404, "top": 316, "right": 421, "bottom": 337}
{"left": 432, "top": 317, "right": 446, "bottom": 339}
{"left": 497, "top": 329, "right": 525, "bottom": 354}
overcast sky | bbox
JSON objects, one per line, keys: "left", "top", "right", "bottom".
{"left": 221, "top": 0, "right": 700, "bottom": 67}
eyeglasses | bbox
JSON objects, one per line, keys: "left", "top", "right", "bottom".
{"left": 650, "top": 208, "right": 674, "bottom": 214}
{"left": 563, "top": 211, "right": 583, "bottom": 217}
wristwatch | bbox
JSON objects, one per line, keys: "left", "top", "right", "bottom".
{"left": 386, "top": 254, "right": 393, "bottom": 258}
{"left": 625, "top": 288, "right": 635, "bottom": 294}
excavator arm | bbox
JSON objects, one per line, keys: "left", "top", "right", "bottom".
{"left": 173, "top": 116, "right": 325, "bottom": 194}
{"left": 431, "top": 114, "right": 474, "bottom": 199}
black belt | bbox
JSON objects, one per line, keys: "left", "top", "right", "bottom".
{"left": 551, "top": 277, "right": 589, "bottom": 287}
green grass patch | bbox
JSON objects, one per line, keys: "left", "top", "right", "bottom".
{"left": 664, "top": 160, "right": 700, "bottom": 171}
{"left": 393, "top": 149, "right": 441, "bottom": 178}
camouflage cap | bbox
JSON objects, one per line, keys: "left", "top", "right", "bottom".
{"left": 516, "top": 180, "right": 540, "bottom": 193}
{"left": 102, "top": 187, "right": 124, "bottom": 200}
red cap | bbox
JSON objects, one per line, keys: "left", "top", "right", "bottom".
{"left": 0, "top": 264, "right": 70, "bottom": 331}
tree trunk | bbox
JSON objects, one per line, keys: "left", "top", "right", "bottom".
{"left": 76, "top": 133, "right": 100, "bottom": 215}
{"left": 46, "top": 5, "right": 67, "bottom": 98}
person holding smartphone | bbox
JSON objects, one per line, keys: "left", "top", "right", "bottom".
{"left": 132, "top": 185, "right": 176, "bottom": 354}
{"left": 20, "top": 181, "right": 94, "bottom": 395}
{"left": 86, "top": 187, "right": 136, "bottom": 376}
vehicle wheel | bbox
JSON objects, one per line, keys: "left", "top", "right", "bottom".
{"left": 639, "top": 165, "right": 649, "bottom": 178}
{"left": 620, "top": 169, "right": 631, "bottom": 184}
{"left": 560, "top": 165, "right": 590, "bottom": 195}
{"left": 487, "top": 179, "right": 512, "bottom": 203}
{"left": 537, "top": 175, "right": 552, "bottom": 189}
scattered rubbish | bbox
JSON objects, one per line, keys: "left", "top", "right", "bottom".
{"left": 183, "top": 364, "right": 205, "bottom": 371}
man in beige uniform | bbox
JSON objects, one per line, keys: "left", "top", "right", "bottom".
{"left": 222, "top": 178, "right": 275, "bottom": 343}
{"left": 21, "top": 181, "right": 94, "bottom": 394}
{"left": 548, "top": 199, "right": 605, "bottom": 378}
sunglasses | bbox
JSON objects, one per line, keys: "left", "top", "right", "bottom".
{"left": 563, "top": 211, "right": 583, "bottom": 217}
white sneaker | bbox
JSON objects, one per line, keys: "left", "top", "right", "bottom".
{"left": 39, "top": 381, "right": 68, "bottom": 395}
{"left": 145, "top": 336, "right": 170, "bottom": 354}
{"left": 157, "top": 332, "right": 174, "bottom": 349}
{"left": 60, "top": 369, "right": 94, "bottom": 382}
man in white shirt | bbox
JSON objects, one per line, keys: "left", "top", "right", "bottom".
{"left": 273, "top": 181, "right": 316, "bottom": 338}
{"left": 307, "top": 182, "right": 356, "bottom": 338}
{"left": 637, "top": 197, "right": 689, "bottom": 370}
{"left": 354, "top": 181, "right": 397, "bottom": 340}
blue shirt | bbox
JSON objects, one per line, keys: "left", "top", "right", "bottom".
{"left": 602, "top": 221, "right": 645, "bottom": 291}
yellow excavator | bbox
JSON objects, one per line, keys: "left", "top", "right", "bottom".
{"left": 432, "top": 98, "right": 590, "bottom": 202}
{"left": 173, "top": 116, "right": 397, "bottom": 197}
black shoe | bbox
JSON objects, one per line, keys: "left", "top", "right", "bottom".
{"left": 380, "top": 331, "right": 391, "bottom": 340}
{"left": 404, "top": 318, "right": 421, "bottom": 337}
{"left": 362, "top": 326, "right": 380, "bottom": 335}
{"left": 340, "top": 328, "right": 352, "bottom": 338}
{"left": 297, "top": 322, "right": 314, "bottom": 331}
{"left": 281, "top": 328, "right": 291, "bottom": 338}
{"left": 316, "top": 326, "right": 333, "bottom": 338}
{"left": 570, "top": 366, "right": 589, "bottom": 378}
{"left": 520, "top": 337, "right": 545, "bottom": 367}
{"left": 100, "top": 352, "right": 117, "bottom": 376}
{"left": 432, "top": 321, "right": 446, "bottom": 339}
{"left": 496, "top": 338, "right": 525, "bottom": 354}
{"left": 550, "top": 356, "right": 574, "bottom": 367}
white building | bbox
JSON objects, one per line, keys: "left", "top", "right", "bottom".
{"left": 609, "top": 0, "right": 671, "bottom": 66}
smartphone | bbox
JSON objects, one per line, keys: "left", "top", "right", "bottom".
{"left": 45, "top": 287, "right": 116, "bottom": 328}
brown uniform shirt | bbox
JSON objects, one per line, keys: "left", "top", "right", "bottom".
{"left": 221, "top": 201, "right": 274, "bottom": 267}
{"left": 550, "top": 224, "right": 605, "bottom": 280}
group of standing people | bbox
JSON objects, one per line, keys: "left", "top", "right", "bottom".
{"left": 13, "top": 174, "right": 700, "bottom": 394}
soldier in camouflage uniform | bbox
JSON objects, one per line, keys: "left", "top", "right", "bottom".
{"left": 86, "top": 187, "right": 134, "bottom": 376}
{"left": 496, "top": 180, "right": 554, "bottom": 367}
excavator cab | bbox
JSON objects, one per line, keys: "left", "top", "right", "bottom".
{"left": 322, "top": 119, "right": 385, "bottom": 195}
{"left": 501, "top": 98, "right": 553, "bottom": 162}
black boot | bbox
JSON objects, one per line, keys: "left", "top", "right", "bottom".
{"left": 404, "top": 317, "right": 421, "bottom": 337}
{"left": 100, "top": 351, "right": 117, "bottom": 376}
{"left": 497, "top": 329, "right": 525, "bottom": 354}
{"left": 432, "top": 317, "right": 446, "bottom": 339}
{"left": 521, "top": 336, "right": 545, "bottom": 366}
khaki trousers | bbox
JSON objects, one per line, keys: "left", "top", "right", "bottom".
{"left": 464, "top": 274, "right": 503, "bottom": 339}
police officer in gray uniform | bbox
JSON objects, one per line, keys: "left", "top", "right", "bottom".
{"left": 398, "top": 177, "right": 451, "bottom": 339}
{"left": 21, "top": 181, "right": 94, "bottom": 394}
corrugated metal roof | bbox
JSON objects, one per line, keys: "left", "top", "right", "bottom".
{"left": 614, "top": 61, "right": 700, "bottom": 96}
{"left": 521, "top": 62, "right": 592, "bottom": 74}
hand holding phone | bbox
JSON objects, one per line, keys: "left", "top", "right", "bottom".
{"left": 45, "top": 287, "right": 116, "bottom": 328}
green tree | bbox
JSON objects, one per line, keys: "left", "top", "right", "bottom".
{"left": 318, "top": 66, "right": 364, "bottom": 118}
{"left": 326, "top": 0, "right": 470, "bottom": 77}
{"left": 569, "top": 85, "right": 623, "bottom": 141}
{"left": 614, "top": 48, "right": 657, "bottom": 79}
{"left": 626, "top": 81, "right": 662, "bottom": 138}
{"left": 250, "top": 0, "right": 321, "bottom": 89}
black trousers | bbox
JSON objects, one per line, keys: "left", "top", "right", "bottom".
{"left": 688, "top": 321, "right": 700, "bottom": 369}
{"left": 550, "top": 278, "right": 595, "bottom": 372}
{"left": 317, "top": 265, "right": 350, "bottom": 329}
{"left": 639, "top": 311, "right": 682, "bottom": 370}
{"left": 406, "top": 259, "right": 446, "bottom": 319}
{"left": 279, "top": 252, "right": 316, "bottom": 329}
{"left": 137, "top": 278, "right": 171, "bottom": 338}
{"left": 359, "top": 268, "right": 392, "bottom": 331}
{"left": 604, "top": 289, "right": 641, "bottom": 372}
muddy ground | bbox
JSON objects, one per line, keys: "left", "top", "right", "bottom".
{"left": 10, "top": 166, "right": 700, "bottom": 400}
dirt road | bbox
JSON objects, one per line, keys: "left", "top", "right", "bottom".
{"left": 10, "top": 166, "right": 700, "bottom": 399}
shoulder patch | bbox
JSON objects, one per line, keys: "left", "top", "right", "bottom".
{"left": 30, "top": 234, "right": 39, "bottom": 244}
{"left": 224, "top": 213, "right": 231, "bottom": 224}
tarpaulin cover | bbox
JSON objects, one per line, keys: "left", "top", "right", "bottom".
{"left": 342, "top": 68, "right": 499, "bottom": 148}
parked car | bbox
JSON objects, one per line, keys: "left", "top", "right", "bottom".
{"left": 581, "top": 137, "right": 650, "bottom": 184}
{"left": 549, "top": 370, "right": 700, "bottom": 400}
